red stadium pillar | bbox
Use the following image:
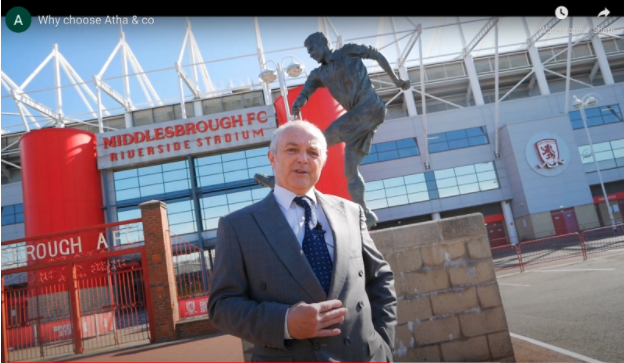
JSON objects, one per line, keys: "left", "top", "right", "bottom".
{"left": 20, "top": 128, "right": 104, "bottom": 283}
{"left": 274, "top": 86, "right": 351, "bottom": 201}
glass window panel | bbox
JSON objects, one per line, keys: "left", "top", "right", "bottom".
{"left": 429, "top": 142, "right": 449, "bottom": 153}
{"left": 139, "top": 174, "right": 163, "bottom": 186}
{"left": 583, "top": 163, "right": 596, "bottom": 173}
{"left": 162, "top": 160, "right": 187, "bottom": 172}
{"left": 2, "top": 205, "right": 15, "bottom": 215}
{"left": 387, "top": 195, "right": 409, "bottom": 207}
{"left": 603, "top": 113, "right": 623, "bottom": 123}
{"left": 168, "top": 200, "right": 193, "bottom": 214}
{"left": 375, "top": 142, "right": 397, "bottom": 152}
{"left": 597, "top": 159, "right": 617, "bottom": 170}
{"left": 594, "top": 150, "right": 614, "bottom": 161}
{"left": 252, "top": 188, "right": 271, "bottom": 201}
{"left": 2, "top": 215, "right": 15, "bottom": 225}
{"left": 424, "top": 172, "right": 436, "bottom": 181}
{"left": 436, "top": 177, "right": 458, "bottom": 188}
{"left": 229, "top": 201, "right": 253, "bottom": 212}
{"left": 248, "top": 166, "right": 273, "bottom": 178}
{"left": 170, "top": 222, "right": 197, "bottom": 236}
{"left": 613, "top": 148, "right": 624, "bottom": 159}
{"left": 14, "top": 204, "right": 23, "bottom": 213}
{"left": 199, "top": 174, "right": 225, "bottom": 187}
{"left": 446, "top": 130, "right": 467, "bottom": 140}
{"left": 137, "top": 165, "right": 161, "bottom": 176}
{"left": 408, "top": 192, "right": 429, "bottom": 203}
{"left": 383, "top": 177, "right": 405, "bottom": 188}
{"left": 457, "top": 174, "right": 478, "bottom": 185}
{"left": 222, "top": 151, "right": 246, "bottom": 162}
{"left": 377, "top": 150, "right": 400, "bottom": 161}
{"left": 616, "top": 157, "right": 624, "bottom": 167}
{"left": 203, "top": 205, "right": 230, "bottom": 219}
{"left": 406, "top": 183, "right": 427, "bottom": 194}
{"left": 165, "top": 180, "right": 190, "bottom": 193}
{"left": 365, "top": 189, "right": 387, "bottom": 201}
{"left": 196, "top": 155, "right": 222, "bottom": 166}
{"left": 114, "top": 169, "right": 137, "bottom": 180}
{"left": 247, "top": 155, "right": 269, "bottom": 168}
{"left": 227, "top": 190, "right": 252, "bottom": 204}
{"left": 610, "top": 139, "right": 624, "bottom": 149}
{"left": 475, "top": 162, "right": 494, "bottom": 172}
{"left": 477, "top": 171, "right": 497, "bottom": 182}
{"left": 197, "top": 163, "right": 224, "bottom": 176}
{"left": 404, "top": 174, "right": 425, "bottom": 184}
{"left": 466, "top": 127, "right": 486, "bottom": 137}
{"left": 438, "top": 186, "right": 460, "bottom": 198}
{"left": 578, "top": 146, "right": 593, "bottom": 163}
{"left": 15, "top": 213, "right": 24, "bottom": 223}
{"left": 118, "top": 208, "right": 141, "bottom": 221}
{"left": 361, "top": 154, "right": 378, "bottom": 164}
{"left": 116, "top": 188, "right": 139, "bottom": 201}
{"left": 571, "top": 119, "right": 584, "bottom": 129}
{"left": 224, "top": 170, "right": 250, "bottom": 183}
{"left": 245, "top": 147, "right": 269, "bottom": 158}
{"left": 448, "top": 139, "right": 470, "bottom": 150}
{"left": 568, "top": 111, "right": 582, "bottom": 120}
{"left": 428, "top": 189, "right": 440, "bottom": 199}
{"left": 368, "top": 199, "right": 388, "bottom": 210}
{"left": 366, "top": 180, "right": 385, "bottom": 191}
{"left": 396, "top": 138, "right": 416, "bottom": 148}
{"left": 168, "top": 211, "right": 195, "bottom": 225}
{"left": 140, "top": 184, "right": 164, "bottom": 196}
{"left": 593, "top": 142, "right": 611, "bottom": 153}
{"left": 468, "top": 136, "right": 488, "bottom": 146}
{"left": 223, "top": 159, "right": 248, "bottom": 172}
{"left": 454, "top": 165, "right": 475, "bottom": 176}
{"left": 202, "top": 195, "right": 228, "bottom": 207}
{"left": 584, "top": 108, "right": 601, "bottom": 117}
{"left": 369, "top": 145, "right": 377, "bottom": 153}
{"left": 459, "top": 183, "right": 480, "bottom": 194}
{"left": 434, "top": 168, "right": 455, "bottom": 179}
{"left": 427, "top": 133, "right": 446, "bottom": 144}
{"left": 426, "top": 181, "right": 438, "bottom": 190}
{"left": 479, "top": 180, "right": 499, "bottom": 191}
{"left": 163, "top": 170, "right": 188, "bottom": 182}
{"left": 585, "top": 117, "right": 603, "bottom": 127}
{"left": 398, "top": 148, "right": 419, "bottom": 157}
{"left": 385, "top": 186, "right": 407, "bottom": 198}
{"left": 204, "top": 218, "right": 220, "bottom": 231}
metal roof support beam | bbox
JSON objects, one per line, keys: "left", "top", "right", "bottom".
{"left": 543, "top": 68, "right": 593, "bottom": 88}
{"left": 463, "top": 17, "right": 499, "bottom": 57}
{"left": 419, "top": 33, "right": 429, "bottom": 170}
{"left": 457, "top": 17, "right": 485, "bottom": 105}
{"left": 564, "top": 18, "right": 574, "bottom": 113}
{"left": 1, "top": 159, "right": 21, "bottom": 170}
{"left": 523, "top": 17, "right": 550, "bottom": 95}
{"left": 527, "top": 17, "right": 561, "bottom": 47}
{"left": 10, "top": 89, "right": 63, "bottom": 127}
{"left": 58, "top": 58, "right": 97, "bottom": 119}
{"left": 254, "top": 17, "right": 272, "bottom": 106}
{"left": 390, "top": 17, "right": 417, "bottom": 117}
{"left": 53, "top": 44, "right": 63, "bottom": 124}
{"left": 398, "top": 24, "right": 422, "bottom": 68}
{"left": 494, "top": 21, "right": 500, "bottom": 158}
{"left": 324, "top": 18, "right": 343, "bottom": 49}
{"left": 587, "top": 17, "right": 616, "bottom": 85}
{"left": 589, "top": 60, "right": 600, "bottom": 83}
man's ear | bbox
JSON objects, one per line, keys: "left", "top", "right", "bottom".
{"left": 268, "top": 149, "right": 276, "bottom": 169}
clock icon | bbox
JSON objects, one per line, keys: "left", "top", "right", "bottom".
{"left": 556, "top": 6, "right": 569, "bottom": 20}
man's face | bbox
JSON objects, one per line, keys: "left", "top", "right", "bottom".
{"left": 306, "top": 41, "right": 329, "bottom": 64}
{"left": 268, "top": 126, "right": 326, "bottom": 195}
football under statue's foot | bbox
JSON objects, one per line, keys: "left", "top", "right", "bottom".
{"left": 254, "top": 173, "right": 276, "bottom": 189}
{"left": 364, "top": 209, "right": 378, "bottom": 229}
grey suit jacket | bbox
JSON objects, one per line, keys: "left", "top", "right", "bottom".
{"left": 207, "top": 190, "right": 397, "bottom": 362}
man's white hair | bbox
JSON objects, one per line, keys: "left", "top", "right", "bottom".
{"left": 269, "top": 120, "right": 327, "bottom": 158}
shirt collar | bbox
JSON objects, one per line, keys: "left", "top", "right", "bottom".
{"left": 329, "top": 49, "right": 340, "bottom": 61}
{"left": 274, "top": 184, "right": 317, "bottom": 209}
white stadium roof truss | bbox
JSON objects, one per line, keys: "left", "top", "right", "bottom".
{"left": 2, "top": 16, "right": 624, "bottom": 173}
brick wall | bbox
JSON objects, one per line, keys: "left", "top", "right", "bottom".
{"left": 371, "top": 213, "right": 515, "bottom": 362}
{"left": 175, "top": 318, "right": 219, "bottom": 339}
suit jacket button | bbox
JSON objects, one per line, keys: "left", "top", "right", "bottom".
{"left": 314, "top": 342, "right": 321, "bottom": 351}
{"left": 356, "top": 300, "right": 364, "bottom": 312}
{"left": 260, "top": 282, "right": 267, "bottom": 290}
{"left": 344, "top": 337, "right": 351, "bottom": 345}
{"left": 359, "top": 270, "right": 364, "bottom": 277}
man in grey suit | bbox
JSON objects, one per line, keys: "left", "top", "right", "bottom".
{"left": 208, "top": 120, "right": 397, "bottom": 362}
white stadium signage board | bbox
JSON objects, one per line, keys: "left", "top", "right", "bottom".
{"left": 96, "top": 105, "right": 276, "bottom": 169}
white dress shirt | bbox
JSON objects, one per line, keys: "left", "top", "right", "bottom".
{"left": 273, "top": 184, "right": 335, "bottom": 339}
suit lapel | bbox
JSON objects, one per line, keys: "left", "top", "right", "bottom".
{"left": 316, "top": 192, "right": 350, "bottom": 301}
{"left": 251, "top": 192, "right": 327, "bottom": 302}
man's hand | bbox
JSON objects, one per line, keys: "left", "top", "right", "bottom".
{"left": 286, "top": 300, "right": 347, "bottom": 339}
{"left": 291, "top": 98, "right": 306, "bottom": 118}
{"left": 395, "top": 78, "right": 411, "bottom": 91}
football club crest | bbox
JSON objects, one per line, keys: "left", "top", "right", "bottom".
{"left": 186, "top": 301, "right": 196, "bottom": 315}
{"left": 535, "top": 139, "right": 565, "bottom": 169}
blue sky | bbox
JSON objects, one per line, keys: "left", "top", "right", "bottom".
{"left": 1, "top": 16, "right": 602, "bottom": 133}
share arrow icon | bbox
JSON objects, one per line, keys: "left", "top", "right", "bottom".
{"left": 597, "top": 8, "right": 610, "bottom": 17}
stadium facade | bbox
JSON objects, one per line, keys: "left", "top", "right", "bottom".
{"left": 2, "top": 17, "right": 624, "bottom": 261}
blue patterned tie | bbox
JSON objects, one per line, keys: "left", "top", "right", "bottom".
{"left": 293, "top": 196, "right": 333, "bottom": 295}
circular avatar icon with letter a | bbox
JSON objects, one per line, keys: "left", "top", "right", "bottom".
{"left": 6, "top": 7, "right": 32, "bottom": 33}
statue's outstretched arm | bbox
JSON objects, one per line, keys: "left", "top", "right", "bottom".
{"left": 372, "top": 51, "right": 411, "bottom": 91}
{"left": 292, "top": 71, "right": 323, "bottom": 117}
{"left": 349, "top": 43, "right": 410, "bottom": 91}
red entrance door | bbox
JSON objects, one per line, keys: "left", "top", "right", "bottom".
{"left": 486, "top": 222, "right": 508, "bottom": 247}
{"left": 551, "top": 208, "right": 579, "bottom": 235}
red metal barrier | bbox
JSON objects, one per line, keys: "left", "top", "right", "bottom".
{"left": 581, "top": 223, "right": 624, "bottom": 255}
{"left": 518, "top": 233, "right": 584, "bottom": 268}
{"left": 491, "top": 244, "right": 523, "bottom": 272}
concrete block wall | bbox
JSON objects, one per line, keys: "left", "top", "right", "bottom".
{"left": 371, "top": 213, "right": 515, "bottom": 362}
